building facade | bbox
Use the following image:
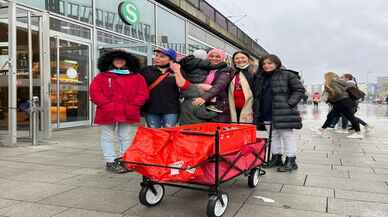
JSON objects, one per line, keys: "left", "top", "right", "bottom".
{"left": 0, "top": 0, "right": 268, "bottom": 144}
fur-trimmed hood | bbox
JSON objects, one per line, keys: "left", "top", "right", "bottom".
{"left": 97, "top": 50, "right": 140, "bottom": 72}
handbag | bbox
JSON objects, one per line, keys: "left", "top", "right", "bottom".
{"left": 347, "top": 86, "right": 365, "bottom": 100}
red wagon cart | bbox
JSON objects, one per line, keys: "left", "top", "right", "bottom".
{"left": 119, "top": 123, "right": 268, "bottom": 217}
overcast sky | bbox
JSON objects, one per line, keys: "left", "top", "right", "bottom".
{"left": 207, "top": 0, "right": 388, "bottom": 85}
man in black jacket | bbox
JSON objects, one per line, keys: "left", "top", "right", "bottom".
{"left": 255, "top": 55, "right": 305, "bottom": 172}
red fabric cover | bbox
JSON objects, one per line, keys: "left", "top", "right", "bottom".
{"left": 90, "top": 72, "right": 149, "bottom": 124}
{"left": 122, "top": 123, "right": 262, "bottom": 183}
{"left": 195, "top": 140, "right": 265, "bottom": 185}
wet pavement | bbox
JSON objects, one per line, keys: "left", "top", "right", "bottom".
{"left": 0, "top": 104, "right": 388, "bottom": 217}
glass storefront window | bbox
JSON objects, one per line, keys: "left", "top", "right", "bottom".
{"left": 0, "top": 6, "right": 8, "bottom": 131}
{"left": 17, "top": 0, "right": 93, "bottom": 24}
{"left": 95, "top": 0, "right": 155, "bottom": 43}
{"left": 157, "top": 7, "right": 186, "bottom": 53}
{"left": 187, "top": 37, "right": 210, "bottom": 54}
{"left": 50, "top": 18, "right": 91, "bottom": 39}
{"left": 97, "top": 30, "right": 148, "bottom": 68}
{"left": 16, "top": 10, "right": 42, "bottom": 131}
{"left": 50, "top": 38, "right": 90, "bottom": 125}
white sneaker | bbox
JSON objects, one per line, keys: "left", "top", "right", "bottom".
{"left": 347, "top": 133, "right": 364, "bottom": 139}
{"left": 364, "top": 125, "right": 373, "bottom": 132}
{"left": 335, "top": 129, "right": 349, "bottom": 134}
{"left": 312, "top": 128, "right": 325, "bottom": 135}
{"left": 206, "top": 105, "right": 223, "bottom": 113}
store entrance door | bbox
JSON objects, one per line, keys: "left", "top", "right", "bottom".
{"left": 50, "top": 37, "right": 91, "bottom": 128}
{"left": 0, "top": 3, "right": 45, "bottom": 143}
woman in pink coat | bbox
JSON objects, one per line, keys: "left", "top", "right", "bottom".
{"left": 90, "top": 50, "right": 149, "bottom": 173}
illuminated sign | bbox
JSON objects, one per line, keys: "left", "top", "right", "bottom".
{"left": 118, "top": 1, "right": 140, "bottom": 25}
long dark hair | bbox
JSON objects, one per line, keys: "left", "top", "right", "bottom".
{"left": 232, "top": 51, "right": 251, "bottom": 66}
{"left": 259, "top": 54, "right": 282, "bottom": 71}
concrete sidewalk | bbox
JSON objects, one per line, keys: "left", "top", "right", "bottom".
{"left": 0, "top": 111, "right": 388, "bottom": 217}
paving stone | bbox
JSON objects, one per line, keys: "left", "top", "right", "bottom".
{"left": 246, "top": 191, "right": 326, "bottom": 212}
{"left": 373, "top": 168, "right": 388, "bottom": 175}
{"left": 0, "top": 199, "right": 20, "bottom": 209}
{"left": 57, "top": 174, "right": 132, "bottom": 189}
{"left": 335, "top": 189, "right": 388, "bottom": 203}
{"left": 52, "top": 208, "right": 123, "bottom": 217}
{"left": 306, "top": 175, "right": 388, "bottom": 193}
{"left": 298, "top": 158, "right": 339, "bottom": 166}
{"left": 0, "top": 179, "right": 77, "bottom": 202}
{"left": 124, "top": 196, "right": 240, "bottom": 217}
{"left": 332, "top": 165, "right": 374, "bottom": 174}
{"left": 258, "top": 173, "right": 306, "bottom": 186}
{"left": 281, "top": 185, "right": 334, "bottom": 197}
{"left": 6, "top": 170, "right": 78, "bottom": 183}
{"left": 348, "top": 173, "right": 388, "bottom": 182}
{"left": 0, "top": 202, "right": 67, "bottom": 217}
{"left": 328, "top": 198, "right": 388, "bottom": 217}
{"left": 235, "top": 204, "right": 342, "bottom": 217}
{"left": 40, "top": 187, "right": 137, "bottom": 213}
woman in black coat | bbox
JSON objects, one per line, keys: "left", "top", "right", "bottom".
{"left": 254, "top": 54, "right": 305, "bottom": 172}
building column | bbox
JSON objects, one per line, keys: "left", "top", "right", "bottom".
{"left": 8, "top": 0, "right": 17, "bottom": 145}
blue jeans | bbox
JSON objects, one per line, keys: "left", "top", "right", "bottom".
{"left": 100, "top": 123, "right": 137, "bottom": 163}
{"left": 145, "top": 114, "right": 178, "bottom": 128}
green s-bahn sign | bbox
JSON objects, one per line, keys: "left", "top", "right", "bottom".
{"left": 118, "top": 0, "right": 140, "bottom": 25}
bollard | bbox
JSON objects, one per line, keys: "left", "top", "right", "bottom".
{"left": 31, "top": 96, "right": 39, "bottom": 145}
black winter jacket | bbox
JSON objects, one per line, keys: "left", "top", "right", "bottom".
{"left": 179, "top": 55, "right": 227, "bottom": 83}
{"left": 254, "top": 69, "right": 305, "bottom": 129}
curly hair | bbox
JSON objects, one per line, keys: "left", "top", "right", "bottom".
{"left": 97, "top": 49, "right": 140, "bottom": 72}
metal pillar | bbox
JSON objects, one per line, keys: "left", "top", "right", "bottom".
{"left": 8, "top": 1, "right": 17, "bottom": 145}
{"left": 41, "top": 13, "right": 52, "bottom": 138}
{"left": 27, "top": 11, "right": 33, "bottom": 137}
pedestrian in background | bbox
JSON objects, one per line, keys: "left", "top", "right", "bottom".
{"left": 317, "top": 72, "right": 363, "bottom": 139}
{"left": 229, "top": 51, "right": 255, "bottom": 123}
{"left": 312, "top": 92, "right": 321, "bottom": 110}
{"left": 140, "top": 48, "right": 189, "bottom": 128}
{"left": 254, "top": 54, "right": 305, "bottom": 172}
{"left": 90, "top": 50, "right": 149, "bottom": 173}
{"left": 337, "top": 73, "right": 371, "bottom": 133}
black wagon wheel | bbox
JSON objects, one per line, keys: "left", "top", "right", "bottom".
{"left": 207, "top": 192, "right": 229, "bottom": 217}
{"left": 139, "top": 183, "right": 165, "bottom": 207}
{"left": 248, "top": 168, "right": 260, "bottom": 188}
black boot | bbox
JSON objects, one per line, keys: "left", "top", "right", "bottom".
{"left": 264, "top": 154, "right": 283, "bottom": 168}
{"left": 278, "top": 157, "right": 298, "bottom": 172}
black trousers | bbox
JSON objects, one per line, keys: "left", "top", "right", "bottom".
{"left": 322, "top": 98, "right": 360, "bottom": 132}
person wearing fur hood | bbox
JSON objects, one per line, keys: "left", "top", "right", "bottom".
{"left": 90, "top": 50, "right": 149, "bottom": 173}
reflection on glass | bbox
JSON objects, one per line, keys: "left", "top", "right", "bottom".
{"left": 50, "top": 18, "right": 91, "bottom": 39}
{"left": 0, "top": 9, "right": 8, "bottom": 131}
{"left": 15, "top": 10, "right": 41, "bottom": 131}
{"left": 50, "top": 38, "right": 89, "bottom": 125}
{"left": 95, "top": 0, "right": 155, "bottom": 43}
{"left": 97, "top": 30, "right": 148, "bottom": 54}
{"left": 18, "top": 0, "right": 93, "bottom": 24}
{"left": 157, "top": 7, "right": 186, "bottom": 53}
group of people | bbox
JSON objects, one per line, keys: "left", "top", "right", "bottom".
{"left": 315, "top": 72, "right": 371, "bottom": 139}
{"left": 90, "top": 48, "right": 306, "bottom": 174}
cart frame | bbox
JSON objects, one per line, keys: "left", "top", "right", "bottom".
{"left": 118, "top": 124, "right": 272, "bottom": 217}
